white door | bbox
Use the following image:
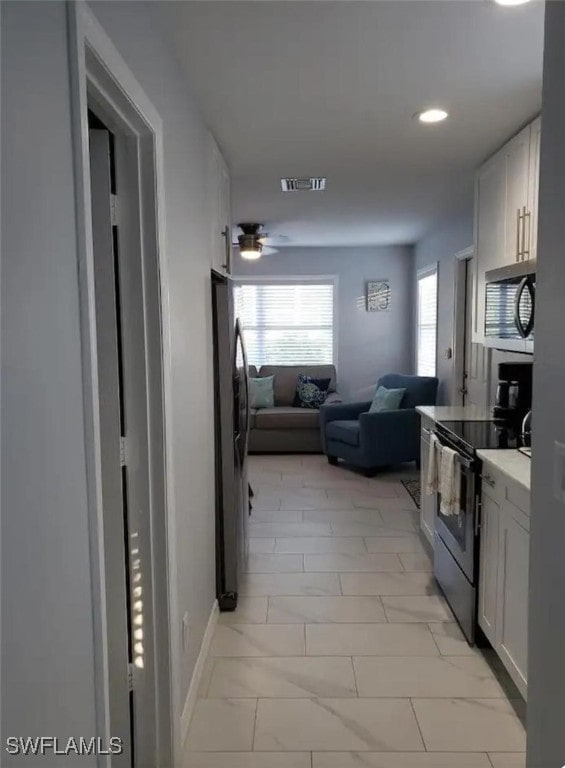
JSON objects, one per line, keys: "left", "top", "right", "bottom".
{"left": 89, "top": 126, "right": 157, "bottom": 766}
{"left": 463, "top": 258, "right": 490, "bottom": 406}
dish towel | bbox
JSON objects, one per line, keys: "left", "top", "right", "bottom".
{"left": 440, "top": 445, "right": 460, "bottom": 517}
{"left": 426, "top": 433, "right": 441, "bottom": 495}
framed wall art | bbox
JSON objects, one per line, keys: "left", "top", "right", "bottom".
{"left": 366, "top": 280, "right": 391, "bottom": 311}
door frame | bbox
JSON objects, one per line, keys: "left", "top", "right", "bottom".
{"left": 68, "top": 4, "right": 176, "bottom": 765}
{"left": 451, "top": 246, "right": 475, "bottom": 406}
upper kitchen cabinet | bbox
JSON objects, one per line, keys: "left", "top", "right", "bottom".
{"left": 473, "top": 117, "right": 541, "bottom": 342}
{"left": 207, "top": 136, "right": 231, "bottom": 273}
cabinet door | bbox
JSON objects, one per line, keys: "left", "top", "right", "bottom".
{"left": 419, "top": 436, "right": 435, "bottom": 547}
{"left": 504, "top": 125, "right": 531, "bottom": 265}
{"left": 473, "top": 153, "right": 507, "bottom": 341}
{"left": 526, "top": 116, "right": 541, "bottom": 262}
{"left": 497, "top": 501, "right": 529, "bottom": 698}
{"left": 478, "top": 490, "right": 500, "bottom": 646}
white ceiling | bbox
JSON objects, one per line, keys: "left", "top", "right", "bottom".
{"left": 161, "top": 1, "right": 544, "bottom": 247}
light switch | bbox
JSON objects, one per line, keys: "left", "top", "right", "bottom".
{"left": 553, "top": 441, "right": 565, "bottom": 504}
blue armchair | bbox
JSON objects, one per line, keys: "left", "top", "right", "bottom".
{"left": 320, "top": 374, "right": 438, "bottom": 474}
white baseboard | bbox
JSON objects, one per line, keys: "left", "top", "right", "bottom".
{"left": 180, "top": 600, "right": 219, "bottom": 748}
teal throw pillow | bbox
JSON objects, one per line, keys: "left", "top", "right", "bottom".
{"left": 249, "top": 375, "right": 275, "bottom": 409}
{"left": 368, "top": 385, "right": 406, "bottom": 413}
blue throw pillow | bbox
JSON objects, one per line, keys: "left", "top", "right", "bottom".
{"left": 249, "top": 375, "right": 275, "bottom": 409}
{"left": 368, "top": 385, "right": 406, "bottom": 413}
{"left": 293, "top": 374, "right": 331, "bottom": 409}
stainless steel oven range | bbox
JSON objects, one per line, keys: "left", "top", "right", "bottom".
{"left": 432, "top": 422, "right": 481, "bottom": 644}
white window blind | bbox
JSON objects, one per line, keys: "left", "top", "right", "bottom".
{"left": 234, "top": 280, "right": 335, "bottom": 367}
{"left": 416, "top": 268, "right": 438, "bottom": 377}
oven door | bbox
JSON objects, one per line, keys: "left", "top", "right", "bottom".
{"left": 432, "top": 430, "right": 478, "bottom": 583}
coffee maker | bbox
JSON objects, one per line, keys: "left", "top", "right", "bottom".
{"left": 493, "top": 361, "right": 533, "bottom": 422}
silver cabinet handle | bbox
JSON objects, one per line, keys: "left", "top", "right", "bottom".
{"left": 516, "top": 208, "right": 522, "bottom": 261}
{"left": 480, "top": 473, "right": 496, "bottom": 488}
{"left": 522, "top": 207, "right": 530, "bottom": 260}
{"left": 422, "top": 427, "right": 433, "bottom": 436}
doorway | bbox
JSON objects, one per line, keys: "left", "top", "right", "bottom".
{"left": 452, "top": 249, "right": 491, "bottom": 407}
{"left": 69, "top": 6, "right": 174, "bottom": 766}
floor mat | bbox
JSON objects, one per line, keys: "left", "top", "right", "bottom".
{"left": 401, "top": 478, "right": 421, "bottom": 509}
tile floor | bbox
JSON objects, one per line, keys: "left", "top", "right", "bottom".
{"left": 184, "top": 454, "right": 526, "bottom": 768}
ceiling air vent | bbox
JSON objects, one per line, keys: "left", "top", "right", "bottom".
{"left": 281, "top": 177, "right": 326, "bottom": 192}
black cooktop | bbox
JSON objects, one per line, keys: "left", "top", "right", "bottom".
{"left": 438, "top": 419, "right": 527, "bottom": 453}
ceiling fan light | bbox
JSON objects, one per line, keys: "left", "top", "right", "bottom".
{"left": 240, "top": 244, "right": 262, "bottom": 260}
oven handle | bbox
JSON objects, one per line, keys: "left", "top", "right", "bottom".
{"left": 431, "top": 429, "right": 475, "bottom": 470}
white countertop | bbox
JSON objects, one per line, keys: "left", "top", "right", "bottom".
{"left": 477, "top": 449, "right": 531, "bottom": 492}
{"left": 416, "top": 405, "right": 494, "bottom": 422}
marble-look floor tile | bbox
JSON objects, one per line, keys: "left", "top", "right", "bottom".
{"left": 218, "top": 597, "right": 268, "bottom": 624}
{"left": 252, "top": 497, "right": 282, "bottom": 512}
{"left": 249, "top": 538, "right": 276, "bottom": 554}
{"left": 487, "top": 755, "right": 526, "bottom": 768}
{"left": 250, "top": 510, "right": 304, "bottom": 524}
{"left": 246, "top": 554, "right": 304, "bottom": 573}
{"left": 207, "top": 656, "right": 357, "bottom": 698}
{"left": 382, "top": 595, "right": 453, "bottom": 622}
{"left": 364, "top": 536, "right": 425, "bottom": 554}
{"left": 304, "top": 508, "right": 385, "bottom": 525}
{"left": 353, "top": 495, "right": 417, "bottom": 514}
{"left": 354, "top": 655, "right": 505, "bottom": 697}
{"left": 240, "top": 572, "right": 342, "bottom": 597}
{"left": 186, "top": 699, "right": 256, "bottom": 752}
{"left": 254, "top": 698, "right": 424, "bottom": 751}
{"left": 429, "top": 622, "right": 476, "bottom": 655}
{"left": 280, "top": 496, "right": 356, "bottom": 511}
{"left": 275, "top": 536, "right": 367, "bottom": 554}
{"left": 210, "top": 624, "right": 305, "bottom": 657}
{"left": 377, "top": 509, "right": 419, "bottom": 529}
{"left": 248, "top": 522, "right": 333, "bottom": 538}
{"left": 312, "top": 753, "right": 492, "bottom": 768}
{"left": 331, "top": 522, "right": 415, "bottom": 538}
{"left": 268, "top": 596, "right": 386, "bottom": 624}
{"left": 412, "top": 698, "right": 526, "bottom": 752}
{"left": 305, "top": 553, "right": 403, "bottom": 573}
{"left": 341, "top": 572, "right": 437, "bottom": 596}
{"left": 399, "top": 553, "right": 433, "bottom": 572}
{"left": 306, "top": 623, "right": 439, "bottom": 656}
{"left": 185, "top": 753, "right": 311, "bottom": 768}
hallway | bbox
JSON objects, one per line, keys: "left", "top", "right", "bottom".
{"left": 184, "top": 454, "right": 526, "bottom": 767}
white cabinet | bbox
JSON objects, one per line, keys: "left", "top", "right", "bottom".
{"left": 473, "top": 117, "right": 540, "bottom": 343}
{"left": 207, "top": 136, "right": 231, "bottom": 273}
{"left": 419, "top": 418, "right": 436, "bottom": 548}
{"left": 497, "top": 500, "right": 530, "bottom": 698}
{"left": 477, "top": 461, "right": 530, "bottom": 699}
{"left": 478, "top": 487, "right": 500, "bottom": 646}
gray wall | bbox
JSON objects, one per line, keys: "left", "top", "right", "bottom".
{"left": 234, "top": 246, "right": 414, "bottom": 400}
{"left": 527, "top": 3, "right": 565, "bottom": 766}
{"left": 414, "top": 209, "right": 474, "bottom": 404}
{"left": 2, "top": 0, "right": 222, "bottom": 759}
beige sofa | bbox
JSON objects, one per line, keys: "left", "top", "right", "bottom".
{"left": 248, "top": 364, "right": 341, "bottom": 453}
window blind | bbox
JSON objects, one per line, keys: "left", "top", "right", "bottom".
{"left": 417, "top": 269, "right": 438, "bottom": 377}
{"left": 234, "top": 280, "right": 335, "bottom": 367}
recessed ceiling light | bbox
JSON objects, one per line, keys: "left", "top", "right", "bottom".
{"left": 417, "top": 108, "right": 449, "bottom": 124}
{"left": 494, "top": 0, "right": 531, "bottom": 6}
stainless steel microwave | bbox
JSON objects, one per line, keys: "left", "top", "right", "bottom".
{"left": 484, "top": 260, "right": 535, "bottom": 353}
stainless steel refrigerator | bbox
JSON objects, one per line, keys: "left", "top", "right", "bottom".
{"left": 211, "top": 270, "right": 250, "bottom": 611}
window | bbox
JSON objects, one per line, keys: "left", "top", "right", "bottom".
{"left": 416, "top": 266, "right": 438, "bottom": 377}
{"left": 234, "top": 279, "right": 335, "bottom": 367}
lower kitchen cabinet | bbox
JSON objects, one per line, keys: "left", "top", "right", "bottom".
{"left": 497, "top": 500, "right": 530, "bottom": 698}
{"left": 419, "top": 422, "right": 436, "bottom": 548}
{"left": 478, "top": 463, "right": 529, "bottom": 699}
{"left": 478, "top": 489, "right": 500, "bottom": 646}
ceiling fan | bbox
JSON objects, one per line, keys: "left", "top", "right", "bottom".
{"left": 232, "top": 223, "right": 286, "bottom": 260}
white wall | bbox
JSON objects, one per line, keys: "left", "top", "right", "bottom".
{"left": 2, "top": 0, "right": 224, "bottom": 759}
{"left": 414, "top": 209, "right": 474, "bottom": 404}
{"left": 234, "top": 246, "right": 414, "bottom": 400}
{"left": 527, "top": 3, "right": 565, "bottom": 765}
